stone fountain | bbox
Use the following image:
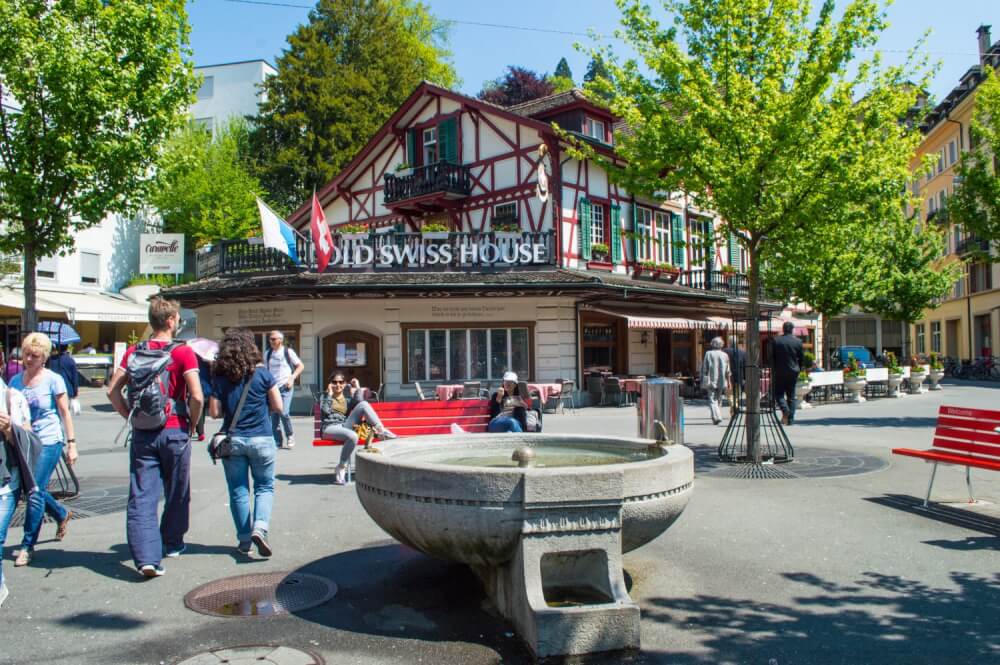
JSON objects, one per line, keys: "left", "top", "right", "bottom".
{"left": 355, "top": 432, "right": 693, "bottom": 659}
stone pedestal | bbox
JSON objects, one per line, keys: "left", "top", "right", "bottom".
{"left": 928, "top": 370, "right": 945, "bottom": 391}
{"left": 909, "top": 372, "right": 926, "bottom": 394}
{"left": 887, "top": 373, "right": 904, "bottom": 398}
{"left": 795, "top": 381, "right": 813, "bottom": 410}
{"left": 845, "top": 378, "right": 867, "bottom": 403}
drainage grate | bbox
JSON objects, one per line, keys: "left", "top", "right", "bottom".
{"left": 9, "top": 484, "right": 129, "bottom": 528}
{"left": 711, "top": 464, "right": 799, "bottom": 479}
{"left": 174, "top": 645, "right": 324, "bottom": 665}
{"left": 184, "top": 572, "right": 338, "bottom": 618}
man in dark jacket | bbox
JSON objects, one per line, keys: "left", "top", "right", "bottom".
{"left": 724, "top": 343, "right": 746, "bottom": 415}
{"left": 47, "top": 346, "right": 79, "bottom": 400}
{"left": 771, "top": 322, "right": 805, "bottom": 425}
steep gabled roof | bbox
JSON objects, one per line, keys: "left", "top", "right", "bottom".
{"left": 506, "top": 89, "right": 614, "bottom": 119}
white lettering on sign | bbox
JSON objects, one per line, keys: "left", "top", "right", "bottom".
{"left": 332, "top": 237, "right": 549, "bottom": 269}
{"left": 139, "top": 233, "right": 185, "bottom": 275}
{"left": 430, "top": 305, "right": 508, "bottom": 319}
{"left": 237, "top": 307, "right": 286, "bottom": 325}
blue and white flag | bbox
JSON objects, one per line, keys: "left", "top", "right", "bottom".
{"left": 257, "top": 197, "right": 300, "bottom": 264}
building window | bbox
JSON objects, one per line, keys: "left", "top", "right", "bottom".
{"left": 930, "top": 321, "right": 941, "bottom": 353}
{"left": 937, "top": 150, "right": 944, "bottom": 174}
{"left": 584, "top": 117, "right": 606, "bottom": 142}
{"left": 916, "top": 324, "right": 926, "bottom": 354}
{"left": 36, "top": 255, "right": 57, "bottom": 280}
{"left": 193, "top": 117, "right": 213, "bottom": 133}
{"left": 653, "top": 211, "right": 671, "bottom": 264}
{"left": 949, "top": 140, "right": 957, "bottom": 165}
{"left": 969, "top": 261, "right": 993, "bottom": 294}
{"left": 493, "top": 202, "right": 517, "bottom": 223}
{"left": 591, "top": 203, "right": 606, "bottom": 246}
{"left": 196, "top": 76, "right": 214, "bottom": 100}
{"left": 422, "top": 127, "right": 438, "bottom": 165}
{"left": 635, "top": 207, "right": 653, "bottom": 261}
{"left": 403, "top": 325, "right": 532, "bottom": 383}
{"left": 688, "top": 216, "right": 710, "bottom": 268}
{"left": 80, "top": 251, "right": 100, "bottom": 285}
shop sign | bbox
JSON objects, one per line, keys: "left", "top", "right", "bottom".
{"left": 237, "top": 306, "right": 285, "bottom": 325}
{"left": 329, "top": 236, "right": 550, "bottom": 269}
{"left": 139, "top": 233, "right": 185, "bottom": 274}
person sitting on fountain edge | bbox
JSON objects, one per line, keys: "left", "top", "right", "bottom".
{"left": 488, "top": 372, "right": 528, "bottom": 433}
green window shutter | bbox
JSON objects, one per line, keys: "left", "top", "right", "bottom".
{"left": 578, "top": 198, "right": 592, "bottom": 261}
{"left": 705, "top": 220, "right": 715, "bottom": 270}
{"left": 630, "top": 204, "right": 638, "bottom": 263}
{"left": 406, "top": 130, "right": 416, "bottom": 166}
{"left": 728, "top": 231, "right": 740, "bottom": 269}
{"left": 671, "top": 212, "right": 685, "bottom": 267}
{"left": 438, "top": 117, "right": 458, "bottom": 163}
{"left": 610, "top": 204, "right": 622, "bottom": 263}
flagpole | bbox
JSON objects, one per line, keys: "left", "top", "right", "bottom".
{"left": 257, "top": 196, "right": 309, "bottom": 243}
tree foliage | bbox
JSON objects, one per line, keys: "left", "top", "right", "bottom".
{"left": 0, "top": 0, "right": 197, "bottom": 330}
{"left": 571, "top": 0, "right": 948, "bottom": 461}
{"left": 250, "top": 0, "right": 457, "bottom": 213}
{"left": 948, "top": 68, "right": 1000, "bottom": 261}
{"left": 478, "top": 66, "right": 556, "bottom": 107}
{"left": 582, "top": 54, "right": 614, "bottom": 99}
{"left": 151, "top": 119, "right": 262, "bottom": 248}
{"left": 555, "top": 57, "right": 574, "bottom": 81}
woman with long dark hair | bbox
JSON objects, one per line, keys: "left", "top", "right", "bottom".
{"left": 208, "top": 328, "right": 282, "bottom": 557}
{"left": 320, "top": 372, "right": 395, "bottom": 485}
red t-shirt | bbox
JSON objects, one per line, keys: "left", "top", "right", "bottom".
{"left": 120, "top": 339, "right": 199, "bottom": 430}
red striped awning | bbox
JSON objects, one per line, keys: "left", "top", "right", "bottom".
{"left": 585, "top": 308, "right": 746, "bottom": 331}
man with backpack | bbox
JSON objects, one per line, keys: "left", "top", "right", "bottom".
{"left": 107, "top": 297, "right": 203, "bottom": 578}
{"left": 265, "top": 331, "right": 303, "bottom": 449}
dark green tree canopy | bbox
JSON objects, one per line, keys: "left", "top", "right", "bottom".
{"left": 251, "top": 0, "right": 457, "bottom": 213}
{"left": 554, "top": 57, "right": 573, "bottom": 81}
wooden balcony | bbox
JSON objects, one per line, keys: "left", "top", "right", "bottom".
{"left": 383, "top": 161, "right": 472, "bottom": 210}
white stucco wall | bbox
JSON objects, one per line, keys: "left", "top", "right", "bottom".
{"left": 189, "top": 60, "right": 276, "bottom": 134}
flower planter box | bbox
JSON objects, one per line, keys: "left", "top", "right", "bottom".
{"left": 844, "top": 376, "right": 867, "bottom": 403}
{"left": 493, "top": 232, "right": 522, "bottom": 241}
{"left": 339, "top": 233, "right": 368, "bottom": 242}
{"left": 908, "top": 370, "right": 926, "bottom": 394}
{"left": 795, "top": 380, "right": 813, "bottom": 410}
{"left": 887, "top": 372, "right": 904, "bottom": 398}
{"left": 928, "top": 369, "right": 945, "bottom": 391}
{"left": 421, "top": 232, "right": 450, "bottom": 240}
{"left": 661, "top": 269, "right": 681, "bottom": 284}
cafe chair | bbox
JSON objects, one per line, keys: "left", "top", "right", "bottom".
{"left": 586, "top": 375, "right": 604, "bottom": 407}
{"left": 370, "top": 382, "right": 384, "bottom": 402}
{"left": 414, "top": 382, "right": 437, "bottom": 401}
{"left": 461, "top": 381, "right": 488, "bottom": 399}
{"left": 553, "top": 379, "right": 576, "bottom": 414}
{"left": 603, "top": 377, "right": 625, "bottom": 407}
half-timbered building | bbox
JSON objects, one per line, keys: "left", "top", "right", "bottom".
{"left": 169, "top": 83, "right": 784, "bottom": 401}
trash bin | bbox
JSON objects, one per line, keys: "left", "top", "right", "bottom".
{"left": 637, "top": 378, "right": 684, "bottom": 446}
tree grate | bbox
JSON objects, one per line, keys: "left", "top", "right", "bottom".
{"left": 711, "top": 464, "right": 799, "bottom": 479}
{"left": 8, "top": 485, "right": 129, "bottom": 527}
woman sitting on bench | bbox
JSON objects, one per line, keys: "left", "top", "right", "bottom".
{"left": 488, "top": 372, "right": 529, "bottom": 433}
{"left": 320, "top": 373, "right": 396, "bottom": 485}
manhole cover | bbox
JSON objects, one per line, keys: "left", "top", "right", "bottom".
{"left": 175, "top": 644, "right": 324, "bottom": 665}
{"left": 703, "top": 446, "right": 888, "bottom": 480}
{"left": 184, "top": 572, "right": 337, "bottom": 618}
{"left": 9, "top": 483, "right": 128, "bottom": 527}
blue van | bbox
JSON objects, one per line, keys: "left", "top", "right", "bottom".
{"left": 833, "top": 346, "right": 875, "bottom": 369}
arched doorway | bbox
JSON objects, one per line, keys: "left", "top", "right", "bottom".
{"left": 322, "top": 330, "right": 382, "bottom": 393}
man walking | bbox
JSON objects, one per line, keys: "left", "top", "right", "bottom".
{"left": 701, "top": 337, "right": 730, "bottom": 425}
{"left": 771, "top": 321, "right": 805, "bottom": 425}
{"left": 107, "top": 297, "right": 203, "bottom": 578}
{"left": 724, "top": 342, "right": 746, "bottom": 416}
{"left": 266, "top": 331, "right": 303, "bottom": 449}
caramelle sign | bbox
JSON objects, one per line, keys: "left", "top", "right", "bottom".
{"left": 140, "top": 233, "right": 185, "bottom": 274}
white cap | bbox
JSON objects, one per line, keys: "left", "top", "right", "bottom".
{"left": 502, "top": 371, "right": 518, "bottom": 382}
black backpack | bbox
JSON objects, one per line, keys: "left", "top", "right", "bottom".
{"left": 125, "top": 341, "right": 185, "bottom": 430}
{"left": 266, "top": 346, "right": 294, "bottom": 371}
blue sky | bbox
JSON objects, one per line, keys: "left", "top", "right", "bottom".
{"left": 187, "top": 0, "right": 999, "bottom": 101}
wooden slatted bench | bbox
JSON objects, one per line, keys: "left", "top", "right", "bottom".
{"left": 892, "top": 405, "right": 1000, "bottom": 507}
{"left": 312, "top": 399, "right": 492, "bottom": 447}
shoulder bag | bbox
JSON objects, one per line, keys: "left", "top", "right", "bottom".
{"left": 208, "top": 374, "right": 253, "bottom": 464}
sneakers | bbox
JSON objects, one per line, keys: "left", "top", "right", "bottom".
{"left": 334, "top": 465, "right": 347, "bottom": 485}
{"left": 251, "top": 529, "right": 272, "bottom": 558}
{"left": 164, "top": 544, "right": 186, "bottom": 558}
{"left": 237, "top": 541, "right": 252, "bottom": 555}
{"left": 13, "top": 549, "right": 31, "bottom": 567}
{"left": 449, "top": 423, "right": 467, "bottom": 434}
{"left": 0, "top": 582, "right": 8, "bottom": 609}
{"left": 56, "top": 511, "right": 73, "bottom": 541}
{"left": 378, "top": 428, "right": 397, "bottom": 440}
{"left": 138, "top": 564, "right": 165, "bottom": 578}
{"left": 284, "top": 436, "right": 296, "bottom": 449}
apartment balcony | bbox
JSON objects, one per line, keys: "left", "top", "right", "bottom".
{"left": 678, "top": 269, "right": 758, "bottom": 299}
{"left": 382, "top": 161, "right": 473, "bottom": 212}
{"left": 956, "top": 235, "right": 990, "bottom": 256}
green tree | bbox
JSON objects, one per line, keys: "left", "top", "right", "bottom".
{"left": 582, "top": 54, "right": 614, "bottom": 99}
{"left": 554, "top": 57, "right": 574, "bottom": 81}
{"left": 0, "top": 0, "right": 196, "bottom": 331}
{"left": 151, "top": 119, "right": 262, "bottom": 248}
{"left": 573, "top": 0, "right": 938, "bottom": 462}
{"left": 251, "top": 0, "right": 457, "bottom": 213}
{"left": 478, "top": 66, "right": 556, "bottom": 106}
{"left": 948, "top": 69, "right": 1000, "bottom": 261}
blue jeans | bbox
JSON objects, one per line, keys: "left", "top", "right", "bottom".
{"left": 488, "top": 415, "right": 523, "bottom": 433}
{"left": 270, "top": 386, "right": 294, "bottom": 444}
{"left": 22, "top": 442, "right": 69, "bottom": 550}
{"left": 127, "top": 428, "right": 192, "bottom": 567}
{"left": 0, "top": 472, "right": 21, "bottom": 587}
{"left": 221, "top": 436, "right": 276, "bottom": 544}
{"left": 321, "top": 401, "right": 385, "bottom": 465}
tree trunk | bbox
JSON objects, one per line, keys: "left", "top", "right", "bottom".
{"left": 22, "top": 240, "right": 38, "bottom": 336}
{"left": 746, "top": 246, "right": 762, "bottom": 464}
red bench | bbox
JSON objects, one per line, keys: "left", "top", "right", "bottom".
{"left": 892, "top": 405, "right": 1000, "bottom": 507}
{"left": 312, "top": 399, "right": 492, "bottom": 447}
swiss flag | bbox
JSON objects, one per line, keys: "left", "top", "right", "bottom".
{"left": 310, "top": 192, "right": 334, "bottom": 272}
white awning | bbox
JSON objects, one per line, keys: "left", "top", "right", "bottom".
{"left": 0, "top": 287, "right": 149, "bottom": 323}
{"left": 586, "top": 308, "right": 746, "bottom": 331}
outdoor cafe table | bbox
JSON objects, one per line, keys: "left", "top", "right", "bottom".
{"left": 435, "top": 384, "right": 465, "bottom": 400}
{"left": 621, "top": 378, "right": 645, "bottom": 394}
{"left": 527, "top": 382, "right": 563, "bottom": 405}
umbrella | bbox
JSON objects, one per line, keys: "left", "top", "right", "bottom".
{"left": 37, "top": 321, "right": 81, "bottom": 346}
{"left": 186, "top": 337, "right": 219, "bottom": 362}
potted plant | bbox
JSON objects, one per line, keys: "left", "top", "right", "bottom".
{"left": 885, "top": 351, "right": 905, "bottom": 398}
{"left": 719, "top": 264, "right": 738, "bottom": 281}
{"left": 658, "top": 262, "right": 682, "bottom": 284}
{"left": 842, "top": 352, "right": 867, "bottom": 403}
{"left": 795, "top": 369, "right": 813, "bottom": 410}
{"left": 907, "top": 354, "right": 926, "bottom": 394}
{"left": 421, "top": 221, "right": 450, "bottom": 240}
{"left": 634, "top": 259, "right": 657, "bottom": 279}
{"left": 337, "top": 223, "right": 369, "bottom": 241}
{"left": 927, "top": 352, "right": 945, "bottom": 391}
{"left": 590, "top": 242, "right": 610, "bottom": 262}
{"left": 395, "top": 162, "right": 412, "bottom": 173}
{"left": 492, "top": 219, "right": 522, "bottom": 238}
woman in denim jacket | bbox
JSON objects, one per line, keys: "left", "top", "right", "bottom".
{"left": 209, "top": 329, "right": 282, "bottom": 558}
{"left": 320, "top": 373, "right": 396, "bottom": 485}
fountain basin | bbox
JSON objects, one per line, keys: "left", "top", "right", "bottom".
{"left": 356, "top": 433, "right": 694, "bottom": 658}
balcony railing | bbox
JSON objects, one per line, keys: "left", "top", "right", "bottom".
{"left": 678, "top": 269, "right": 755, "bottom": 298}
{"left": 956, "top": 235, "right": 989, "bottom": 256}
{"left": 383, "top": 161, "right": 473, "bottom": 204}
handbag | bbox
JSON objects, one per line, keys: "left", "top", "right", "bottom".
{"left": 208, "top": 374, "right": 253, "bottom": 465}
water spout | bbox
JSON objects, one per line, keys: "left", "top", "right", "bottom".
{"left": 512, "top": 446, "right": 537, "bottom": 468}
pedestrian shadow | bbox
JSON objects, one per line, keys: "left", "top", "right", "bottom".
{"left": 32, "top": 541, "right": 258, "bottom": 581}
{"left": 865, "top": 494, "right": 1000, "bottom": 536}
{"left": 275, "top": 471, "right": 336, "bottom": 486}
{"left": 685, "top": 444, "right": 727, "bottom": 474}
{"left": 55, "top": 611, "right": 147, "bottom": 630}
{"left": 639, "top": 570, "right": 1000, "bottom": 664}
{"left": 795, "top": 416, "right": 939, "bottom": 428}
